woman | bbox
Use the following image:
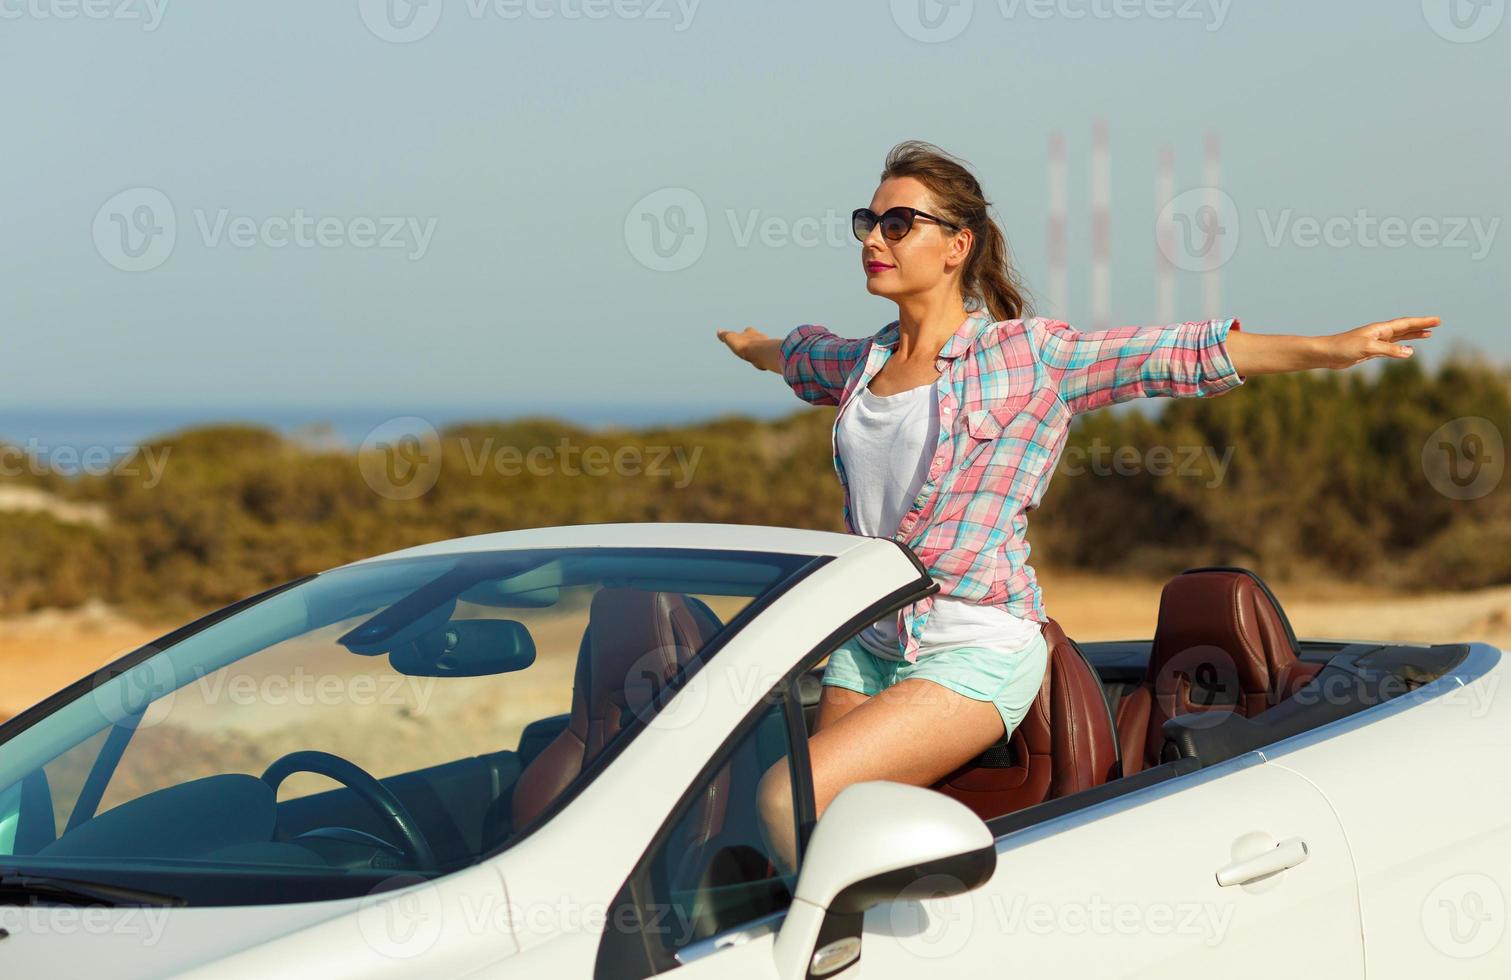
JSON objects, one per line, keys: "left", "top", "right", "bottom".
{"left": 716, "top": 139, "right": 1438, "bottom": 872}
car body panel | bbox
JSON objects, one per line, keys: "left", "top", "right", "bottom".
{"left": 336, "top": 523, "right": 875, "bottom": 567}
{"left": 853, "top": 753, "right": 1364, "bottom": 977}
{"left": 1261, "top": 643, "right": 1510, "bottom": 976}
{"left": 0, "top": 862, "right": 513, "bottom": 980}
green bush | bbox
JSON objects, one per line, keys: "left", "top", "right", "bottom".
{"left": 2, "top": 355, "right": 1506, "bottom": 619}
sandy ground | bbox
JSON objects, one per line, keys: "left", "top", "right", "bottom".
{"left": 1034, "top": 567, "right": 1511, "bottom": 650}
{"left": 5, "top": 573, "right": 1510, "bottom": 724}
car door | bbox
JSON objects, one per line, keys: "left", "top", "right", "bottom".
{"left": 592, "top": 686, "right": 808, "bottom": 980}
{"left": 853, "top": 754, "right": 1364, "bottom": 977}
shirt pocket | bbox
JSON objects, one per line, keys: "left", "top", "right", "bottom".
{"left": 958, "top": 387, "right": 1071, "bottom": 472}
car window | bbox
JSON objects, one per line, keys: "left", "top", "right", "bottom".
{"left": 605, "top": 687, "right": 811, "bottom": 976}
{"left": 0, "top": 546, "right": 821, "bottom": 906}
{"left": 88, "top": 588, "right": 754, "bottom": 814}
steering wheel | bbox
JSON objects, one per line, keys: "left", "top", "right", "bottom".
{"left": 260, "top": 750, "right": 439, "bottom": 870}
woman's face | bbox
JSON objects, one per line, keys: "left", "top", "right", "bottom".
{"left": 860, "top": 175, "right": 970, "bottom": 305}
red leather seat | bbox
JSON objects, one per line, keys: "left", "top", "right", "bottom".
{"left": 1114, "top": 567, "right": 1321, "bottom": 775}
{"left": 500, "top": 587, "right": 725, "bottom": 837}
{"left": 932, "top": 618, "right": 1120, "bottom": 822}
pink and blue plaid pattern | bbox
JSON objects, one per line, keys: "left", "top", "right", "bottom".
{"left": 780, "top": 310, "right": 1245, "bottom": 662}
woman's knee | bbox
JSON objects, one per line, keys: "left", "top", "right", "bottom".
{"left": 756, "top": 759, "right": 793, "bottom": 828}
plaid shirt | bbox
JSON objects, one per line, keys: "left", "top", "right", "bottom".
{"left": 780, "top": 310, "right": 1246, "bottom": 662}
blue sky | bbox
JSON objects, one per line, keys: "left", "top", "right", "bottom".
{"left": 2, "top": 1, "right": 1507, "bottom": 428}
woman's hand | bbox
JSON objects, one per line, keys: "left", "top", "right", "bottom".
{"left": 1226, "top": 315, "right": 1441, "bottom": 376}
{"left": 716, "top": 327, "right": 784, "bottom": 373}
{"left": 1318, "top": 316, "right": 1440, "bottom": 370}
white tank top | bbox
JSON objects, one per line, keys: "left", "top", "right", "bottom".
{"left": 835, "top": 382, "right": 1043, "bottom": 660}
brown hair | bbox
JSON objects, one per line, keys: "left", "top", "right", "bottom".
{"left": 879, "top": 140, "right": 1031, "bottom": 322}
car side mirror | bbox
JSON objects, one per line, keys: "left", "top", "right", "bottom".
{"left": 772, "top": 781, "right": 996, "bottom": 979}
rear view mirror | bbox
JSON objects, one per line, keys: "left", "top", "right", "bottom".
{"left": 387, "top": 620, "right": 537, "bottom": 677}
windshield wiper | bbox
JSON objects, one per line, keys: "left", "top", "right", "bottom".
{"left": 0, "top": 871, "right": 185, "bottom": 908}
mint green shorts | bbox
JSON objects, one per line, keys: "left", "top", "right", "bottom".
{"left": 820, "top": 630, "right": 1050, "bottom": 738}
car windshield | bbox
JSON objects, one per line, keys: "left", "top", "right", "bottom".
{"left": 0, "top": 546, "right": 821, "bottom": 906}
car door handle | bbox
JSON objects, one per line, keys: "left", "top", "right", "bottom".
{"left": 1215, "top": 837, "right": 1310, "bottom": 887}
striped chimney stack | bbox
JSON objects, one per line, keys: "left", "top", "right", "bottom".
{"left": 1046, "top": 131, "right": 1068, "bottom": 319}
{"left": 1091, "top": 118, "right": 1111, "bottom": 330}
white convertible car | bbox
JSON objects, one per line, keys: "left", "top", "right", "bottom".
{"left": 0, "top": 523, "right": 1504, "bottom": 978}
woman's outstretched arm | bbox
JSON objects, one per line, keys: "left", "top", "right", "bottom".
{"left": 1226, "top": 315, "right": 1439, "bottom": 376}
{"left": 717, "top": 324, "right": 875, "bottom": 406}
{"left": 1030, "top": 314, "right": 1442, "bottom": 416}
{"left": 716, "top": 327, "right": 783, "bottom": 373}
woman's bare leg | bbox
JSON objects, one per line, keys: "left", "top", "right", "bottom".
{"left": 759, "top": 678, "right": 1004, "bottom": 875}
{"left": 813, "top": 684, "right": 869, "bottom": 733}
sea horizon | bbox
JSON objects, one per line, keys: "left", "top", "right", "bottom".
{"left": 0, "top": 401, "right": 798, "bottom": 455}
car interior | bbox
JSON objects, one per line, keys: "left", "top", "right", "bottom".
{"left": 241, "top": 564, "right": 1476, "bottom": 866}
{"left": 443, "top": 562, "right": 1473, "bottom": 869}
{"left": 924, "top": 566, "right": 1471, "bottom": 836}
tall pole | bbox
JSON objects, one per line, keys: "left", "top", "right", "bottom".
{"left": 1202, "top": 131, "right": 1222, "bottom": 320}
{"left": 1091, "top": 118, "right": 1111, "bottom": 330}
{"left": 1047, "top": 131, "right": 1068, "bottom": 320}
{"left": 1156, "top": 143, "right": 1176, "bottom": 324}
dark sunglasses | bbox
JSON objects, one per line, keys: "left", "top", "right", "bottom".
{"left": 851, "top": 206, "right": 961, "bottom": 243}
